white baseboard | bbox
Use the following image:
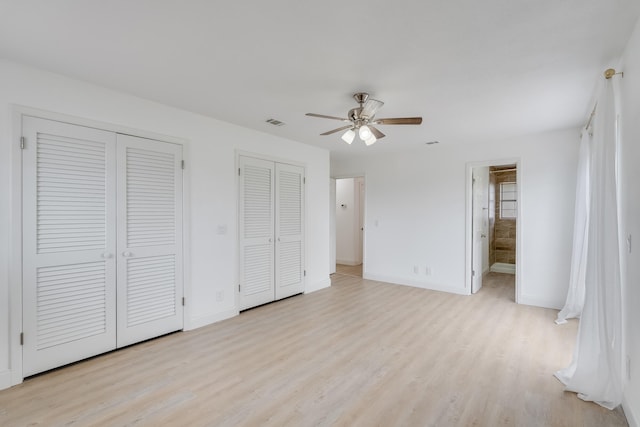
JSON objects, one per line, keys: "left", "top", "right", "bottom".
{"left": 519, "top": 293, "right": 563, "bottom": 310}
{"left": 363, "top": 273, "right": 468, "bottom": 296}
{"left": 305, "top": 277, "right": 331, "bottom": 294}
{"left": 490, "top": 262, "right": 516, "bottom": 274}
{"left": 624, "top": 393, "right": 639, "bottom": 427}
{"left": 0, "top": 369, "right": 12, "bottom": 391}
{"left": 184, "top": 307, "right": 238, "bottom": 331}
{"left": 336, "top": 259, "right": 361, "bottom": 266}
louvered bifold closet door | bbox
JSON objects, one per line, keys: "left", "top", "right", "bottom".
{"left": 22, "top": 117, "right": 117, "bottom": 376}
{"left": 239, "top": 156, "right": 275, "bottom": 310}
{"left": 275, "top": 163, "right": 305, "bottom": 300}
{"left": 116, "top": 134, "right": 183, "bottom": 347}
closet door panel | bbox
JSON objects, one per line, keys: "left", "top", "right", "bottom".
{"left": 116, "top": 134, "right": 183, "bottom": 347}
{"left": 22, "top": 117, "right": 117, "bottom": 376}
{"left": 275, "top": 163, "right": 305, "bottom": 299}
{"left": 239, "top": 156, "right": 275, "bottom": 310}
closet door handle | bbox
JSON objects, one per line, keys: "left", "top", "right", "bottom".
{"left": 101, "top": 252, "right": 113, "bottom": 259}
{"left": 122, "top": 251, "right": 132, "bottom": 257}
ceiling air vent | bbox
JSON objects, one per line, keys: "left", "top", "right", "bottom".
{"left": 266, "top": 118, "right": 285, "bottom": 126}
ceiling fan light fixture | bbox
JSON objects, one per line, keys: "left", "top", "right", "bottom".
{"left": 364, "top": 134, "right": 377, "bottom": 146}
{"left": 359, "top": 125, "right": 373, "bottom": 140}
{"left": 341, "top": 129, "right": 355, "bottom": 144}
{"left": 305, "top": 93, "right": 423, "bottom": 146}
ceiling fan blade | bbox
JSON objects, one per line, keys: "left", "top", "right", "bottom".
{"left": 360, "top": 99, "right": 384, "bottom": 119}
{"left": 370, "top": 126, "right": 386, "bottom": 139}
{"left": 374, "top": 117, "right": 423, "bottom": 125}
{"left": 320, "top": 125, "right": 353, "bottom": 136}
{"left": 306, "top": 113, "right": 350, "bottom": 122}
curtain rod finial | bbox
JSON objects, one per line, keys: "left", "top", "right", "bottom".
{"left": 604, "top": 68, "right": 623, "bottom": 79}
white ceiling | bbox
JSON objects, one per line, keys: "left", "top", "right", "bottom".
{"left": 1, "top": 1, "right": 639, "bottom": 160}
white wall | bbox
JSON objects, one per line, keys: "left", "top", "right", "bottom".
{"left": 0, "top": 59, "right": 331, "bottom": 389}
{"left": 332, "top": 128, "right": 578, "bottom": 305}
{"left": 619, "top": 15, "right": 640, "bottom": 427}
{"left": 335, "top": 178, "right": 359, "bottom": 265}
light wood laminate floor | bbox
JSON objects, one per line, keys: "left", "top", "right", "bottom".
{"left": 335, "top": 263, "right": 363, "bottom": 277}
{"left": 0, "top": 273, "right": 628, "bottom": 426}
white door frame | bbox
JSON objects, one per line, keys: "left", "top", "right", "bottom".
{"left": 235, "top": 151, "right": 307, "bottom": 310}
{"left": 465, "top": 159, "right": 521, "bottom": 302}
{"left": 331, "top": 174, "right": 366, "bottom": 275}
{"left": 8, "top": 105, "right": 189, "bottom": 387}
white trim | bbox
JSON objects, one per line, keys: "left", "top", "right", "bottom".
{"left": 184, "top": 308, "right": 239, "bottom": 331}
{"left": 235, "top": 149, "right": 306, "bottom": 169}
{"left": 10, "top": 108, "right": 24, "bottom": 387}
{"left": 235, "top": 151, "right": 308, "bottom": 309}
{"left": 336, "top": 259, "right": 361, "bottom": 266}
{"left": 363, "top": 273, "right": 468, "bottom": 296}
{"left": 0, "top": 370, "right": 12, "bottom": 390}
{"left": 519, "top": 293, "right": 563, "bottom": 310}
{"left": 624, "top": 393, "right": 639, "bottom": 427}
{"left": 331, "top": 173, "right": 367, "bottom": 279}
{"left": 9, "top": 105, "right": 190, "bottom": 387}
{"left": 490, "top": 262, "right": 516, "bottom": 274}
{"left": 465, "top": 158, "right": 522, "bottom": 302}
{"left": 305, "top": 278, "right": 331, "bottom": 294}
{"left": 13, "top": 105, "right": 187, "bottom": 145}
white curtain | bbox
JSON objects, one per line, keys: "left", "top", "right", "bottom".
{"left": 556, "top": 125, "right": 590, "bottom": 324}
{"left": 555, "top": 78, "right": 623, "bottom": 409}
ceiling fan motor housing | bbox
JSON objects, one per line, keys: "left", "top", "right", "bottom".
{"left": 348, "top": 107, "right": 365, "bottom": 127}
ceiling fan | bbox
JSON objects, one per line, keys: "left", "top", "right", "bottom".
{"left": 306, "top": 92, "right": 422, "bottom": 146}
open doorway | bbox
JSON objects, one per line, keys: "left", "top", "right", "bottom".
{"left": 467, "top": 160, "right": 520, "bottom": 302}
{"left": 334, "top": 177, "right": 364, "bottom": 277}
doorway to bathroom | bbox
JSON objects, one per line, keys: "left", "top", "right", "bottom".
{"left": 467, "top": 160, "right": 520, "bottom": 302}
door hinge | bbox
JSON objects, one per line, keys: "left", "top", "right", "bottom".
{"left": 182, "top": 297, "right": 185, "bottom": 306}
{"left": 20, "top": 137, "right": 25, "bottom": 149}
{"left": 238, "top": 284, "right": 241, "bottom": 292}
{"left": 304, "top": 270, "right": 306, "bottom": 277}
{"left": 238, "top": 168, "right": 241, "bottom": 176}
{"left": 181, "top": 160, "right": 185, "bottom": 170}
{"left": 472, "top": 270, "right": 476, "bottom": 277}
{"left": 303, "top": 177, "right": 306, "bottom": 184}
{"left": 20, "top": 332, "right": 24, "bottom": 345}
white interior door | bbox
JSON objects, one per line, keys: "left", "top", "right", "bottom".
{"left": 329, "top": 178, "right": 336, "bottom": 274}
{"left": 239, "top": 157, "right": 275, "bottom": 310}
{"left": 116, "top": 134, "right": 183, "bottom": 347}
{"left": 275, "top": 163, "right": 305, "bottom": 300}
{"left": 356, "top": 177, "right": 364, "bottom": 265}
{"left": 22, "top": 117, "right": 117, "bottom": 376}
{"left": 471, "top": 168, "right": 489, "bottom": 293}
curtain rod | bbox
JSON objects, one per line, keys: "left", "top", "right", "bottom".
{"left": 584, "top": 68, "right": 623, "bottom": 130}
{"left": 585, "top": 104, "right": 597, "bottom": 131}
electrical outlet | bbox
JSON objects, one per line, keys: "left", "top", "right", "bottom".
{"left": 628, "top": 355, "right": 632, "bottom": 380}
{"left": 216, "top": 291, "right": 224, "bottom": 302}
{"left": 628, "top": 234, "right": 632, "bottom": 254}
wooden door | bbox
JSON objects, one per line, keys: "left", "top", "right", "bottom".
{"left": 116, "top": 134, "right": 183, "bottom": 347}
{"left": 22, "top": 117, "right": 117, "bottom": 376}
